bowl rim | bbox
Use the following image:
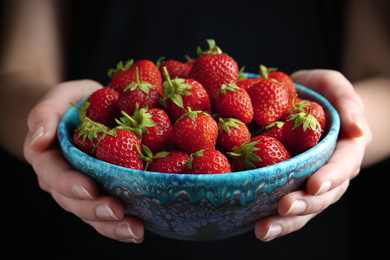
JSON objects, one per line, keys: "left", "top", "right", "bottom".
{"left": 57, "top": 73, "right": 340, "bottom": 184}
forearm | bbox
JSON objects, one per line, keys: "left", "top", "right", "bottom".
{"left": 0, "top": 0, "right": 65, "bottom": 159}
{"left": 0, "top": 0, "right": 65, "bottom": 84}
{"left": 0, "top": 72, "right": 51, "bottom": 159}
{"left": 354, "top": 76, "right": 390, "bottom": 167}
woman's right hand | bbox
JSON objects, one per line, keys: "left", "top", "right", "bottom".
{"left": 23, "top": 79, "right": 145, "bottom": 243}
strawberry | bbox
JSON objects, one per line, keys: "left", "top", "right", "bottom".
{"left": 260, "top": 65, "right": 297, "bottom": 100}
{"left": 172, "top": 108, "right": 218, "bottom": 154}
{"left": 235, "top": 66, "right": 261, "bottom": 91}
{"left": 280, "top": 94, "right": 303, "bottom": 121}
{"left": 117, "top": 106, "right": 173, "bottom": 154}
{"left": 217, "top": 118, "right": 250, "bottom": 154}
{"left": 117, "top": 67, "right": 160, "bottom": 116}
{"left": 216, "top": 84, "right": 254, "bottom": 124}
{"left": 158, "top": 58, "right": 192, "bottom": 80}
{"left": 247, "top": 77, "right": 289, "bottom": 127}
{"left": 185, "top": 149, "right": 231, "bottom": 174}
{"left": 72, "top": 88, "right": 120, "bottom": 128}
{"left": 161, "top": 67, "right": 211, "bottom": 123}
{"left": 288, "top": 97, "right": 326, "bottom": 130}
{"left": 108, "top": 59, "right": 163, "bottom": 95}
{"left": 73, "top": 117, "right": 110, "bottom": 156}
{"left": 236, "top": 77, "right": 261, "bottom": 92}
{"left": 188, "top": 39, "right": 238, "bottom": 108}
{"left": 229, "top": 135, "right": 291, "bottom": 171}
{"left": 96, "top": 129, "right": 144, "bottom": 170}
{"left": 259, "top": 121, "right": 284, "bottom": 142}
{"left": 282, "top": 110, "right": 323, "bottom": 156}
{"left": 147, "top": 150, "right": 190, "bottom": 174}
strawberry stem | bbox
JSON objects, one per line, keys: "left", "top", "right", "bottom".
{"left": 162, "top": 66, "right": 173, "bottom": 89}
{"left": 197, "top": 39, "right": 223, "bottom": 56}
{"left": 161, "top": 68, "right": 193, "bottom": 109}
{"left": 259, "top": 64, "right": 278, "bottom": 80}
{"left": 227, "top": 137, "right": 261, "bottom": 171}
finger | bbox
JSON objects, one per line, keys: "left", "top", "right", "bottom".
{"left": 51, "top": 190, "right": 124, "bottom": 222}
{"left": 278, "top": 179, "right": 350, "bottom": 216}
{"left": 26, "top": 80, "right": 103, "bottom": 153}
{"left": 83, "top": 216, "right": 144, "bottom": 243}
{"left": 28, "top": 147, "right": 99, "bottom": 200}
{"left": 306, "top": 135, "right": 366, "bottom": 196}
{"left": 291, "top": 69, "right": 366, "bottom": 138}
{"left": 255, "top": 213, "right": 316, "bottom": 242}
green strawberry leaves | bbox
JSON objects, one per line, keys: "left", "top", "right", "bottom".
{"left": 116, "top": 104, "right": 157, "bottom": 140}
{"left": 218, "top": 118, "right": 242, "bottom": 135}
{"left": 74, "top": 116, "right": 115, "bottom": 152}
{"left": 288, "top": 109, "right": 322, "bottom": 132}
{"left": 123, "top": 66, "right": 156, "bottom": 95}
{"left": 107, "top": 59, "right": 134, "bottom": 78}
{"left": 186, "top": 149, "right": 207, "bottom": 169}
{"left": 259, "top": 64, "right": 278, "bottom": 80}
{"left": 175, "top": 107, "right": 210, "bottom": 123}
{"left": 228, "top": 137, "right": 261, "bottom": 170}
{"left": 196, "top": 39, "right": 223, "bottom": 57}
{"left": 71, "top": 99, "right": 91, "bottom": 123}
{"left": 75, "top": 117, "right": 108, "bottom": 142}
{"left": 161, "top": 66, "right": 193, "bottom": 108}
{"left": 219, "top": 83, "right": 240, "bottom": 94}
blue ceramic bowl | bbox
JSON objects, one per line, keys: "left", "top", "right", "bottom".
{"left": 57, "top": 73, "right": 340, "bottom": 241}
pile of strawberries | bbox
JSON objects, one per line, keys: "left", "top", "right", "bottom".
{"left": 72, "top": 39, "right": 325, "bottom": 174}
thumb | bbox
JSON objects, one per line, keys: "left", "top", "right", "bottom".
{"left": 26, "top": 80, "right": 103, "bottom": 154}
{"left": 291, "top": 69, "right": 366, "bottom": 138}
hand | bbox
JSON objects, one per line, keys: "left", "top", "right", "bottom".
{"left": 23, "top": 80, "right": 144, "bottom": 243}
{"left": 255, "top": 70, "right": 372, "bottom": 241}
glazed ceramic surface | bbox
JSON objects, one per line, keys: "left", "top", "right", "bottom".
{"left": 58, "top": 73, "right": 340, "bottom": 241}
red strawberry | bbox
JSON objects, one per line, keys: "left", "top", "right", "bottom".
{"left": 161, "top": 67, "right": 211, "bottom": 123}
{"left": 117, "top": 67, "right": 160, "bottom": 116}
{"left": 260, "top": 121, "right": 284, "bottom": 142}
{"left": 117, "top": 106, "right": 173, "bottom": 154}
{"left": 236, "top": 77, "right": 261, "bottom": 92}
{"left": 288, "top": 98, "right": 326, "bottom": 130}
{"left": 108, "top": 59, "right": 163, "bottom": 95}
{"left": 96, "top": 130, "right": 144, "bottom": 170}
{"left": 73, "top": 88, "right": 120, "bottom": 128}
{"left": 158, "top": 58, "right": 192, "bottom": 80}
{"left": 282, "top": 110, "right": 323, "bottom": 156}
{"left": 73, "top": 117, "right": 110, "bottom": 156}
{"left": 185, "top": 149, "right": 231, "bottom": 174}
{"left": 217, "top": 118, "right": 250, "bottom": 154}
{"left": 172, "top": 108, "right": 218, "bottom": 154}
{"left": 280, "top": 94, "right": 303, "bottom": 121}
{"left": 247, "top": 77, "right": 289, "bottom": 127}
{"left": 260, "top": 65, "right": 297, "bottom": 100}
{"left": 188, "top": 39, "right": 238, "bottom": 108}
{"left": 147, "top": 150, "right": 190, "bottom": 174}
{"left": 216, "top": 84, "right": 254, "bottom": 124}
{"left": 229, "top": 135, "right": 291, "bottom": 171}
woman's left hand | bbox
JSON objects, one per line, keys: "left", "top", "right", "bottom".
{"left": 255, "top": 69, "right": 371, "bottom": 241}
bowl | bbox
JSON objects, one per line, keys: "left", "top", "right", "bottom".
{"left": 57, "top": 73, "right": 340, "bottom": 241}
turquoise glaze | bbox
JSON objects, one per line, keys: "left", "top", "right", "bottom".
{"left": 58, "top": 74, "right": 340, "bottom": 241}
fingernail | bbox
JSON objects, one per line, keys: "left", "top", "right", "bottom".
{"left": 96, "top": 204, "right": 119, "bottom": 221}
{"left": 315, "top": 181, "right": 332, "bottom": 196}
{"left": 72, "top": 184, "right": 94, "bottom": 199}
{"left": 283, "top": 200, "right": 307, "bottom": 216}
{"left": 30, "top": 125, "right": 44, "bottom": 147}
{"left": 262, "top": 224, "right": 282, "bottom": 241}
{"left": 116, "top": 223, "right": 141, "bottom": 242}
